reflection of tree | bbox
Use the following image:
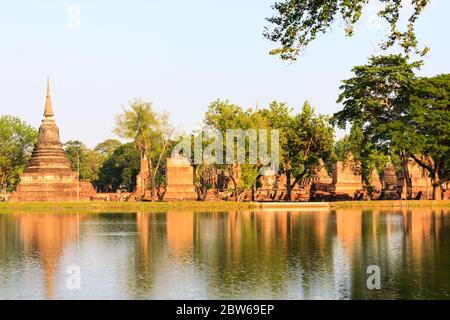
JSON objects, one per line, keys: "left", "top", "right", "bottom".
{"left": 2, "top": 208, "right": 448, "bottom": 299}
{"left": 0, "top": 215, "right": 26, "bottom": 271}
{"left": 192, "top": 211, "right": 336, "bottom": 298}
{"left": 348, "top": 208, "right": 450, "bottom": 299}
{"left": 126, "top": 212, "right": 166, "bottom": 297}
{"left": 291, "top": 210, "right": 335, "bottom": 297}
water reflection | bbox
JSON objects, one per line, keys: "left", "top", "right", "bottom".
{"left": 0, "top": 209, "right": 449, "bottom": 299}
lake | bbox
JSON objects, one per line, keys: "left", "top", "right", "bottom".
{"left": 0, "top": 208, "right": 449, "bottom": 299}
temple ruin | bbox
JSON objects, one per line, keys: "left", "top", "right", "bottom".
{"left": 163, "top": 156, "right": 197, "bottom": 201}
{"left": 10, "top": 80, "right": 95, "bottom": 202}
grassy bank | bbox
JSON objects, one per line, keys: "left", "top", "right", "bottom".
{"left": 330, "top": 200, "right": 450, "bottom": 208}
{"left": 0, "top": 201, "right": 260, "bottom": 214}
{"left": 1, "top": 200, "right": 449, "bottom": 214}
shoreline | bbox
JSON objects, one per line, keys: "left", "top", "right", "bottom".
{"left": 0, "top": 200, "right": 449, "bottom": 213}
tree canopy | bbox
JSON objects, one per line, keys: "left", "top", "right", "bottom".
{"left": 64, "top": 140, "right": 103, "bottom": 182}
{"left": 0, "top": 116, "right": 37, "bottom": 192}
{"left": 264, "top": 0, "right": 430, "bottom": 61}
{"left": 95, "top": 143, "right": 140, "bottom": 192}
{"left": 114, "top": 99, "right": 175, "bottom": 199}
{"left": 202, "top": 99, "right": 334, "bottom": 201}
{"left": 333, "top": 54, "right": 450, "bottom": 198}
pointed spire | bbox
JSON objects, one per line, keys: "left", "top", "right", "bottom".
{"left": 43, "top": 78, "right": 54, "bottom": 117}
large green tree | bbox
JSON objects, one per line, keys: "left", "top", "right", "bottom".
{"left": 406, "top": 74, "right": 450, "bottom": 199}
{"left": 264, "top": 0, "right": 430, "bottom": 61}
{"left": 64, "top": 140, "right": 103, "bottom": 182}
{"left": 95, "top": 143, "right": 141, "bottom": 192}
{"left": 204, "top": 99, "right": 266, "bottom": 201}
{"left": 333, "top": 54, "right": 421, "bottom": 198}
{"left": 277, "top": 101, "right": 334, "bottom": 200}
{"left": 203, "top": 99, "right": 334, "bottom": 201}
{"left": 114, "top": 99, "right": 174, "bottom": 199}
{"left": 0, "top": 116, "right": 37, "bottom": 192}
{"left": 94, "top": 139, "right": 122, "bottom": 160}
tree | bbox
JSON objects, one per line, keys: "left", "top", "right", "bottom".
{"left": 407, "top": 74, "right": 450, "bottom": 199}
{"left": 204, "top": 99, "right": 267, "bottom": 201}
{"left": 95, "top": 143, "right": 141, "bottom": 192}
{"left": 94, "top": 139, "right": 122, "bottom": 160}
{"left": 64, "top": 140, "right": 102, "bottom": 182}
{"left": 282, "top": 101, "right": 334, "bottom": 200}
{"left": 333, "top": 54, "right": 421, "bottom": 199}
{"left": 256, "top": 100, "right": 334, "bottom": 201}
{"left": 114, "top": 99, "right": 175, "bottom": 199}
{"left": 264, "top": 0, "right": 430, "bottom": 61}
{"left": 0, "top": 116, "right": 37, "bottom": 192}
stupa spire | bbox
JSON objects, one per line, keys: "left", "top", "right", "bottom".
{"left": 43, "top": 78, "right": 54, "bottom": 117}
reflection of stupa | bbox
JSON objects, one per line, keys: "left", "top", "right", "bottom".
{"left": 10, "top": 80, "right": 95, "bottom": 201}
{"left": 15, "top": 213, "right": 81, "bottom": 299}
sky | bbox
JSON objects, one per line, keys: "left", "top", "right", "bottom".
{"left": 0, "top": 0, "right": 449, "bottom": 147}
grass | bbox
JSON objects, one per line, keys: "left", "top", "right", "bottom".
{"left": 0, "top": 200, "right": 449, "bottom": 214}
{"left": 330, "top": 200, "right": 450, "bottom": 208}
{"left": 0, "top": 201, "right": 260, "bottom": 214}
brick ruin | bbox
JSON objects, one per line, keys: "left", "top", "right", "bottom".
{"left": 310, "top": 160, "right": 363, "bottom": 201}
{"left": 135, "top": 154, "right": 150, "bottom": 199}
{"left": 10, "top": 80, "right": 95, "bottom": 202}
{"left": 130, "top": 153, "right": 443, "bottom": 202}
{"left": 163, "top": 156, "right": 197, "bottom": 201}
{"left": 398, "top": 159, "right": 432, "bottom": 200}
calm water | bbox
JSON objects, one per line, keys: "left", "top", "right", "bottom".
{"left": 0, "top": 209, "right": 449, "bottom": 300}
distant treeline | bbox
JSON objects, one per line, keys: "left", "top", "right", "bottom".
{"left": 1, "top": 55, "right": 449, "bottom": 199}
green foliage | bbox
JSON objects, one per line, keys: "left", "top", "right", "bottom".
{"left": 287, "top": 101, "right": 334, "bottom": 173}
{"left": 334, "top": 55, "right": 419, "bottom": 148}
{"left": 115, "top": 99, "right": 159, "bottom": 158}
{"left": 202, "top": 99, "right": 334, "bottom": 200}
{"left": 409, "top": 75, "right": 450, "bottom": 161}
{"left": 408, "top": 74, "right": 450, "bottom": 188}
{"left": 0, "top": 116, "right": 37, "bottom": 192}
{"left": 64, "top": 140, "right": 103, "bottom": 182}
{"left": 204, "top": 99, "right": 267, "bottom": 197}
{"left": 333, "top": 133, "right": 389, "bottom": 185}
{"left": 332, "top": 55, "right": 420, "bottom": 184}
{"left": 94, "top": 139, "right": 122, "bottom": 160}
{"left": 95, "top": 143, "right": 140, "bottom": 192}
{"left": 333, "top": 54, "right": 450, "bottom": 197}
{"left": 264, "top": 0, "right": 430, "bottom": 61}
{"left": 115, "top": 99, "right": 175, "bottom": 196}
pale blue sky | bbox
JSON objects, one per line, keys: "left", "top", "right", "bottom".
{"left": 0, "top": 0, "right": 449, "bottom": 147}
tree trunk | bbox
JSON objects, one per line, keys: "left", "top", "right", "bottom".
{"left": 401, "top": 151, "right": 412, "bottom": 200}
{"left": 431, "top": 165, "right": 439, "bottom": 201}
{"left": 251, "top": 181, "right": 255, "bottom": 202}
{"left": 286, "top": 172, "right": 292, "bottom": 201}
{"left": 147, "top": 160, "right": 155, "bottom": 202}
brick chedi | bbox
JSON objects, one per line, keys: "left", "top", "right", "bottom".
{"left": 10, "top": 80, "right": 95, "bottom": 202}
{"left": 163, "top": 156, "right": 197, "bottom": 201}
{"left": 380, "top": 163, "right": 400, "bottom": 200}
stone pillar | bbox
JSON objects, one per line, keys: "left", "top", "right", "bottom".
{"left": 136, "top": 155, "right": 149, "bottom": 196}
